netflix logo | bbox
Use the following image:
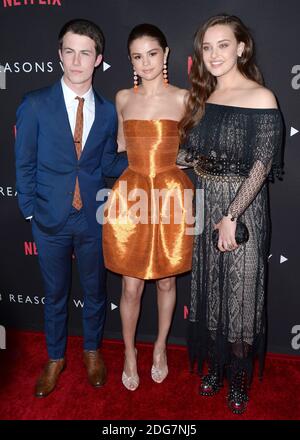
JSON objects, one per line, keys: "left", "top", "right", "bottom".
{"left": 184, "top": 305, "right": 189, "bottom": 319}
{"left": 24, "top": 241, "right": 76, "bottom": 259}
{"left": 24, "top": 241, "right": 38, "bottom": 256}
{"left": 188, "top": 56, "right": 192, "bottom": 75}
{"left": 3, "top": 0, "right": 62, "bottom": 7}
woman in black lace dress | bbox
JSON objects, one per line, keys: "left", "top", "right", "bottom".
{"left": 178, "top": 15, "right": 283, "bottom": 414}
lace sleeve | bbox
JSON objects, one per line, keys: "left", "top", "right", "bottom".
{"left": 227, "top": 160, "right": 271, "bottom": 219}
{"left": 227, "top": 111, "right": 283, "bottom": 219}
{"left": 176, "top": 148, "right": 194, "bottom": 167}
{"left": 176, "top": 127, "right": 200, "bottom": 167}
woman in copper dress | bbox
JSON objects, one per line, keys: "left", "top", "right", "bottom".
{"left": 103, "top": 24, "right": 194, "bottom": 390}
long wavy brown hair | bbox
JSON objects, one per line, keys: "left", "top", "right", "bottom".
{"left": 179, "top": 14, "right": 264, "bottom": 143}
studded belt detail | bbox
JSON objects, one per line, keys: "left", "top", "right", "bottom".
{"left": 194, "top": 154, "right": 249, "bottom": 181}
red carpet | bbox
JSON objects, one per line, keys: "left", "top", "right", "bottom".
{"left": 0, "top": 330, "right": 299, "bottom": 420}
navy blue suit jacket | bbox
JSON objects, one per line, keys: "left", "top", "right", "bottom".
{"left": 15, "top": 81, "right": 128, "bottom": 235}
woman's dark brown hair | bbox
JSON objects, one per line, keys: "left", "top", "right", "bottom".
{"left": 127, "top": 23, "right": 168, "bottom": 55}
{"left": 179, "top": 14, "right": 263, "bottom": 143}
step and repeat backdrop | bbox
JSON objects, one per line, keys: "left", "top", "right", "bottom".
{"left": 0, "top": 0, "right": 299, "bottom": 355}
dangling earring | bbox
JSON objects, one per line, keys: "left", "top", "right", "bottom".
{"left": 163, "top": 61, "right": 168, "bottom": 86}
{"left": 133, "top": 70, "right": 138, "bottom": 92}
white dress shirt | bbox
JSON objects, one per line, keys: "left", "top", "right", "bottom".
{"left": 61, "top": 77, "right": 95, "bottom": 149}
{"left": 26, "top": 79, "right": 95, "bottom": 220}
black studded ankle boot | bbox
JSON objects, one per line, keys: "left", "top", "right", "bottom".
{"left": 227, "top": 369, "right": 249, "bottom": 414}
{"left": 199, "top": 364, "right": 222, "bottom": 396}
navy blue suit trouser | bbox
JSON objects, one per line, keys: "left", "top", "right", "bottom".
{"left": 32, "top": 207, "right": 106, "bottom": 359}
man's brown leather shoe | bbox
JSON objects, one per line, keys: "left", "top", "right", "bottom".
{"left": 83, "top": 350, "right": 107, "bottom": 387}
{"left": 35, "top": 359, "right": 65, "bottom": 398}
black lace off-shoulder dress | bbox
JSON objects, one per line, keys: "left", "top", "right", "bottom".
{"left": 177, "top": 103, "right": 283, "bottom": 384}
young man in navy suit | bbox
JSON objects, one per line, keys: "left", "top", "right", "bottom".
{"left": 15, "top": 19, "right": 127, "bottom": 397}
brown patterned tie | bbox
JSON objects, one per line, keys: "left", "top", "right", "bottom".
{"left": 72, "top": 96, "right": 84, "bottom": 210}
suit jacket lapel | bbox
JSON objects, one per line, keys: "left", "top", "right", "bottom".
{"left": 49, "top": 81, "right": 77, "bottom": 160}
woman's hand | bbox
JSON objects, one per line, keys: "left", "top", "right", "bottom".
{"left": 214, "top": 216, "right": 238, "bottom": 252}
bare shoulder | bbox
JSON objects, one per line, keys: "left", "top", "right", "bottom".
{"left": 169, "top": 85, "right": 189, "bottom": 103}
{"left": 248, "top": 86, "right": 278, "bottom": 109}
{"left": 115, "top": 88, "right": 132, "bottom": 106}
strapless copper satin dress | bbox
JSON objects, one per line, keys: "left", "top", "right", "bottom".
{"left": 103, "top": 120, "right": 194, "bottom": 279}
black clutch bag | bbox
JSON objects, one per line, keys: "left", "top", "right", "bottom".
{"left": 212, "top": 221, "right": 249, "bottom": 249}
